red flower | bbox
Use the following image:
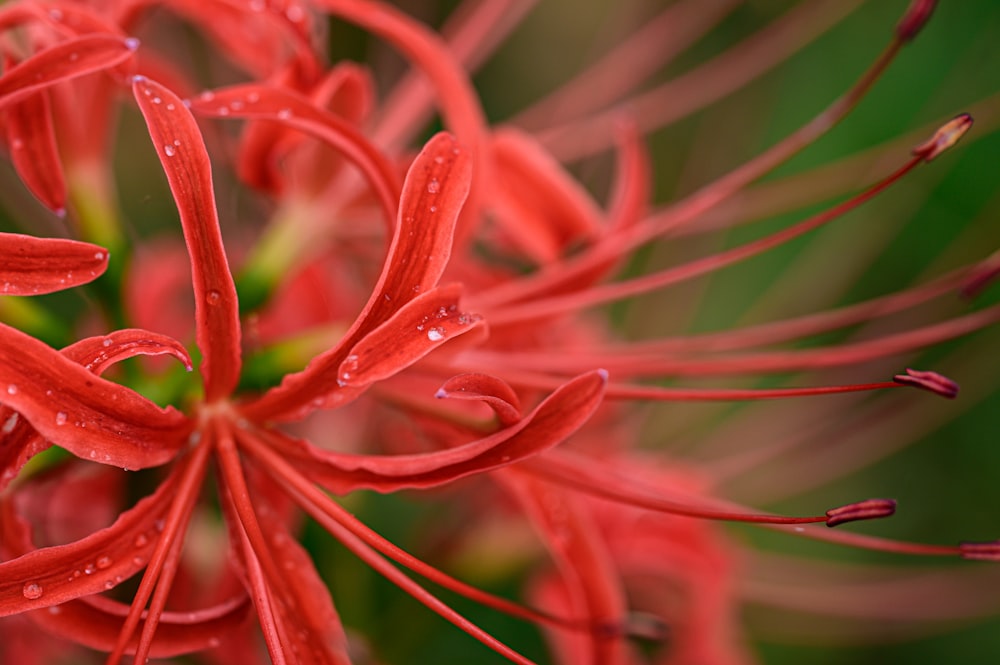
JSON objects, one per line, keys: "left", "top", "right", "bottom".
{"left": 1, "top": 0, "right": 999, "bottom": 663}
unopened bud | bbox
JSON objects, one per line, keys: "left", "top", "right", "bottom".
{"left": 959, "top": 541, "right": 1000, "bottom": 562}
{"left": 826, "top": 499, "right": 897, "bottom": 527}
{"left": 896, "top": 0, "right": 937, "bottom": 42}
{"left": 912, "top": 114, "right": 973, "bottom": 162}
{"left": 893, "top": 368, "right": 959, "bottom": 399}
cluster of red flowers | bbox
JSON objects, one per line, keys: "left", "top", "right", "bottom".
{"left": 1, "top": 0, "right": 999, "bottom": 663}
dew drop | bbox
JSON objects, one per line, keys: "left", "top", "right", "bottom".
{"left": 104, "top": 580, "right": 115, "bottom": 590}
{"left": 133, "top": 533, "right": 149, "bottom": 548}
{"left": 247, "top": 92, "right": 260, "bottom": 103}
{"left": 96, "top": 556, "right": 112, "bottom": 570}
{"left": 3, "top": 413, "right": 18, "bottom": 434}
{"left": 154, "top": 519, "right": 165, "bottom": 532}
{"left": 199, "top": 90, "right": 215, "bottom": 101}
{"left": 206, "top": 289, "right": 221, "bottom": 305}
{"left": 133, "top": 555, "right": 146, "bottom": 566}
{"left": 166, "top": 103, "right": 175, "bottom": 111}
{"left": 22, "top": 583, "right": 43, "bottom": 600}
{"left": 164, "top": 144, "right": 176, "bottom": 157}
{"left": 84, "top": 562, "right": 96, "bottom": 575}
{"left": 152, "top": 96, "right": 162, "bottom": 104}
{"left": 94, "top": 251, "right": 105, "bottom": 261}
{"left": 88, "top": 450, "right": 97, "bottom": 459}
{"left": 102, "top": 337, "right": 113, "bottom": 347}
{"left": 55, "top": 411, "right": 68, "bottom": 426}
{"left": 6, "top": 384, "right": 17, "bottom": 395}
{"left": 434, "top": 156, "right": 444, "bottom": 164}
{"left": 427, "top": 328, "right": 444, "bottom": 342}
{"left": 277, "top": 108, "right": 292, "bottom": 120}
{"left": 427, "top": 178, "right": 440, "bottom": 194}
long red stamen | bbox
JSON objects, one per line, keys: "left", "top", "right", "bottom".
{"left": 107, "top": 439, "right": 213, "bottom": 665}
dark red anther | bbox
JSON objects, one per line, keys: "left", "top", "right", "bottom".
{"left": 896, "top": 0, "right": 937, "bottom": 42}
{"left": 893, "top": 368, "right": 960, "bottom": 399}
{"left": 825, "top": 499, "right": 897, "bottom": 527}
{"left": 959, "top": 541, "right": 1000, "bottom": 562}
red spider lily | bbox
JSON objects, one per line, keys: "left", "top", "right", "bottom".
{"left": 1, "top": 0, "right": 999, "bottom": 663}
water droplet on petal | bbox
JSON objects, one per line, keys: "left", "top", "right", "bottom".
{"left": 22, "top": 583, "right": 43, "bottom": 600}
{"left": 84, "top": 562, "right": 96, "bottom": 575}
{"left": 427, "top": 328, "right": 444, "bottom": 342}
{"left": 3, "top": 413, "right": 18, "bottom": 433}
{"left": 277, "top": 108, "right": 292, "bottom": 120}
{"left": 427, "top": 178, "right": 440, "bottom": 194}
{"left": 6, "top": 384, "right": 17, "bottom": 395}
{"left": 164, "top": 144, "right": 176, "bottom": 157}
{"left": 134, "top": 533, "right": 149, "bottom": 548}
{"left": 206, "top": 289, "right": 221, "bottom": 305}
{"left": 56, "top": 411, "right": 67, "bottom": 425}
{"left": 96, "top": 556, "right": 112, "bottom": 570}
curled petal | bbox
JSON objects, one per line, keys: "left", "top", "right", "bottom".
{"left": 62, "top": 330, "right": 193, "bottom": 374}
{"left": 282, "top": 370, "right": 606, "bottom": 493}
{"left": 28, "top": 594, "right": 250, "bottom": 658}
{"left": 3, "top": 87, "right": 66, "bottom": 213}
{"left": 435, "top": 373, "right": 523, "bottom": 427}
{"left": 489, "top": 128, "right": 602, "bottom": 263}
{"left": 245, "top": 132, "right": 472, "bottom": 421}
{"left": 0, "top": 233, "right": 107, "bottom": 295}
{"left": 132, "top": 76, "right": 241, "bottom": 401}
{"left": 0, "top": 469, "right": 175, "bottom": 616}
{"left": 0, "top": 34, "right": 137, "bottom": 108}
{"left": 0, "top": 324, "right": 189, "bottom": 469}
{"left": 338, "top": 284, "right": 482, "bottom": 387}
{"left": 189, "top": 82, "right": 399, "bottom": 221}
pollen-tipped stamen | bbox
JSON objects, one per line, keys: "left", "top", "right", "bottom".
{"left": 912, "top": 113, "right": 973, "bottom": 162}
{"left": 825, "top": 499, "right": 897, "bottom": 527}
{"left": 527, "top": 452, "right": 896, "bottom": 528}
{"left": 959, "top": 541, "right": 1000, "bottom": 562}
{"left": 893, "top": 368, "right": 960, "bottom": 399}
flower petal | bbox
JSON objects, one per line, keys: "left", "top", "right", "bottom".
{"left": 279, "top": 370, "right": 606, "bottom": 493}
{"left": 0, "top": 233, "right": 107, "bottom": 295}
{"left": 244, "top": 132, "right": 472, "bottom": 421}
{"left": 26, "top": 594, "right": 251, "bottom": 658}
{"left": 132, "top": 76, "right": 241, "bottom": 401}
{"left": 189, "top": 81, "right": 397, "bottom": 218}
{"left": 2, "top": 86, "right": 66, "bottom": 213}
{"left": 337, "top": 283, "right": 483, "bottom": 387}
{"left": 435, "top": 372, "right": 523, "bottom": 427}
{"left": 0, "top": 467, "right": 175, "bottom": 615}
{"left": 0, "top": 330, "right": 191, "bottom": 490}
{"left": 0, "top": 323, "right": 189, "bottom": 469}
{"left": 489, "top": 128, "right": 602, "bottom": 263}
{"left": 0, "top": 34, "right": 137, "bottom": 108}
{"left": 62, "top": 330, "right": 193, "bottom": 374}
